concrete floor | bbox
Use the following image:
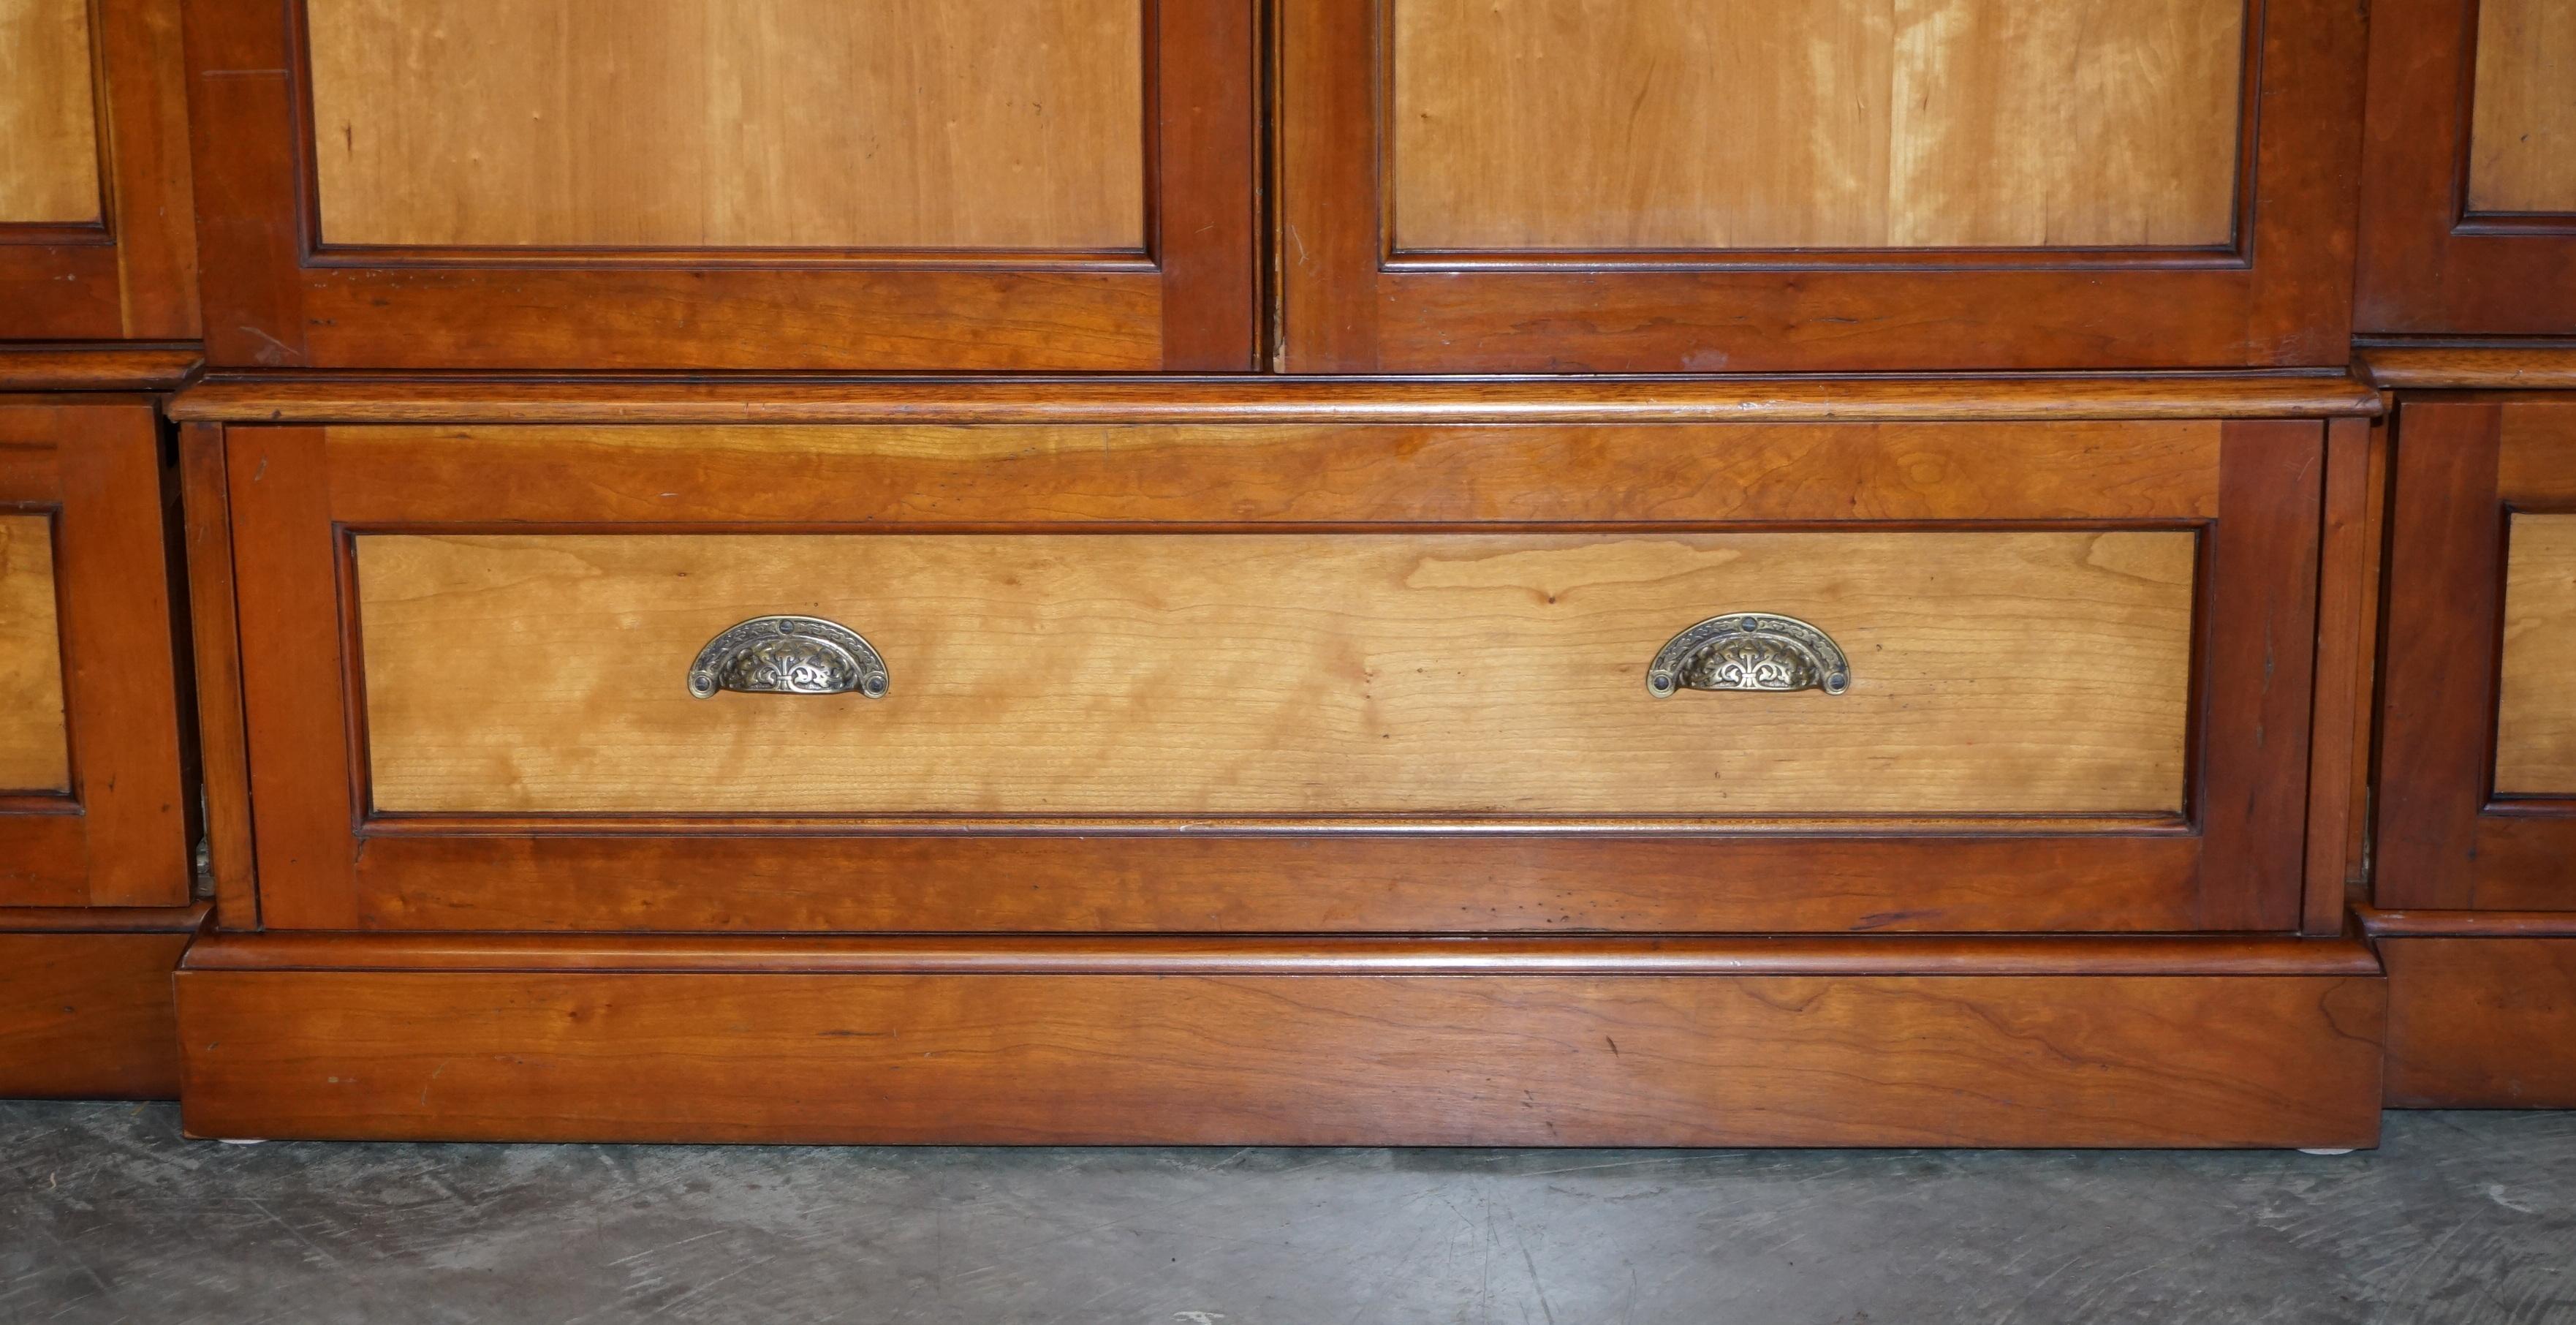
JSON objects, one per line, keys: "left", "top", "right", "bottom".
{"left": 2, "top": 1105, "right": 2572, "bottom": 1324}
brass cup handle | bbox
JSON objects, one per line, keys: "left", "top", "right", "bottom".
{"left": 1647, "top": 613, "right": 1849, "bottom": 697}
{"left": 689, "top": 615, "right": 890, "bottom": 699}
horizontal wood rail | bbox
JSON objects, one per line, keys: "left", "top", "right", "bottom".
{"left": 169, "top": 371, "right": 2384, "bottom": 425}
{"left": 185, "top": 930, "right": 2385, "bottom": 978}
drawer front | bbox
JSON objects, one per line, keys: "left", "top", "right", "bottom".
{"left": 2381, "top": 401, "right": 2576, "bottom": 909}
{"left": 358, "top": 529, "right": 2194, "bottom": 818}
{"left": 213, "top": 412, "right": 2322, "bottom": 935}
{"left": 0, "top": 402, "right": 192, "bottom": 907}
{"left": 2358, "top": 0, "right": 2576, "bottom": 335}
{"left": 0, "top": 513, "right": 69, "bottom": 793}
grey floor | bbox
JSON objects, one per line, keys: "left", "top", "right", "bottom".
{"left": 2, "top": 1104, "right": 2572, "bottom": 1324}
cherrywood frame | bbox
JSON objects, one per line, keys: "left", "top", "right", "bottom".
{"left": 0, "top": 399, "right": 195, "bottom": 907}
{"left": 2303, "top": 416, "right": 2382, "bottom": 935}
{"left": 178, "top": 0, "right": 1258, "bottom": 371}
{"left": 2377, "top": 397, "right": 2576, "bottom": 909}
{"left": 2355, "top": 0, "right": 2576, "bottom": 335}
{"left": 0, "top": 0, "right": 200, "bottom": 342}
{"left": 1276, "top": 0, "right": 2367, "bottom": 372}
{"left": 194, "top": 401, "right": 2332, "bottom": 936}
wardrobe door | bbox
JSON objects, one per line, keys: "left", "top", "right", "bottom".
{"left": 0, "top": 0, "right": 198, "bottom": 341}
{"left": 2378, "top": 399, "right": 2576, "bottom": 910}
{"left": 1278, "top": 0, "right": 2366, "bottom": 373}
{"left": 181, "top": 0, "right": 1256, "bottom": 371}
{"left": 0, "top": 401, "right": 192, "bottom": 908}
{"left": 2357, "top": 0, "right": 2576, "bottom": 334}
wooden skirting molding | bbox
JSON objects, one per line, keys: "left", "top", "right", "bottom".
{"left": 0, "top": 903, "right": 205, "bottom": 1101}
{"left": 0, "top": 345, "right": 202, "bottom": 393}
{"left": 2356, "top": 340, "right": 2576, "bottom": 390}
{"left": 178, "top": 931, "right": 2385, "bottom": 1148}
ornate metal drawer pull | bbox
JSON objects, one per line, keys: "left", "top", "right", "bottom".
{"left": 689, "top": 615, "right": 890, "bottom": 699}
{"left": 1647, "top": 613, "right": 1849, "bottom": 698}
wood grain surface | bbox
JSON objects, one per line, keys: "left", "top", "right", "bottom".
{"left": 305, "top": 0, "right": 1144, "bottom": 250}
{"left": 2374, "top": 402, "right": 2504, "bottom": 908}
{"left": 0, "top": 348, "right": 200, "bottom": 393}
{"left": 184, "top": 0, "right": 1247, "bottom": 371}
{"left": 0, "top": 927, "right": 191, "bottom": 1100}
{"left": 175, "top": 954, "right": 2384, "bottom": 1147}
{"left": 2358, "top": 342, "right": 2576, "bottom": 390}
{"left": 317, "top": 833, "right": 2212, "bottom": 935}
{"left": 1393, "top": 0, "right": 2243, "bottom": 250}
{"left": 1287, "top": 0, "right": 2363, "bottom": 371}
{"left": 181, "top": 929, "right": 2388, "bottom": 976}
{"left": 2383, "top": 937, "right": 2576, "bottom": 1107}
{"left": 2376, "top": 401, "right": 2576, "bottom": 909}
{"left": 355, "top": 529, "right": 2197, "bottom": 817}
{"left": 2496, "top": 514, "right": 2576, "bottom": 795}
{"left": 167, "top": 376, "right": 2385, "bottom": 424}
{"left": 2469, "top": 0, "right": 2576, "bottom": 214}
{"left": 1, "top": 0, "right": 197, "bottom": 339}
{"left": 2355, "top": 0, "right": 2576, "bottom": 334}
{"left": 2304, "top": 417, "right": 2373, "bottom": 934}
{"left": 180, "top": 423, "right": 259, "bottom": 929}
{"left": 0, "top": 514, "right": 69, "bottom": 793}
{"left": 312, "top": 418, "right": 2227, "bottom": 525}
{"left": 2499, "top": 401, "right": 2576, "bottom": 503}
{"left": 0, "top": 0, "right": 100, "bottom": 224}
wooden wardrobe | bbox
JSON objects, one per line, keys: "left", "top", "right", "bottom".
{"left": 0, "top": 0, "right": 2566, "bottom": 1144}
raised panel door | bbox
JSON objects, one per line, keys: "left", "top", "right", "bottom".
{"left": 1281, "top": 0, "right": 2365, "bottom": 372}
{"left": 0, "top": 402, "right": 192, "bottom": 908}
{"left": 0, "top": 0, "right": 199, "bottom": 340}
{"left": 2357, "top": 0, "right": 2576, "bottom": 333}
{"left": 183, "top": 0, "right": 1255, "bottom": 370}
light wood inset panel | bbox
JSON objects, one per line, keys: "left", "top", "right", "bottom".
{"left": 306, "top": 0, "right": 1145, "bottom": 249}
{"left": 2469, "top": 0, "right": 2576, "bottom": 215}
{"left": 1391, "top": 0, "right": 2245, "bottom": 251}
{"left": 0, "top": 515, "right": 69, "bottom": 793}
{"left": 2496, "top": 514, "right": 2576, "bottom": 794}
{"left": 0, "top": 0, "right": 101, "bottom": 224}
{"left": 358, "top": 530, "right": 2197, "bottom": 816}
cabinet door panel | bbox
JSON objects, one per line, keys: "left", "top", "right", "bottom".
{"left": 2357, "top": 0, "right": 2576, "bottom": 333}
{"left": 183, "top": 0, "right": 1254, "bottom": 371}
{"left": 0, "top": 0, "right": 199, "bottom": 340}
{"left": 0, "top": 403, "right": 192, "bottom": 908}
{"left": 1282, "top": 0, "right": 2363, "bottom": 372}
{"left": 2379, "top": 401, "right": 2576, "bottom": 910}
{"left": 1391, "top": 0, "right": 2243, "bottom": 253}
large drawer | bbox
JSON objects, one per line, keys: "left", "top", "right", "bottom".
{"left": 188, "top": 386, "right": 2346, "bottom": 936}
